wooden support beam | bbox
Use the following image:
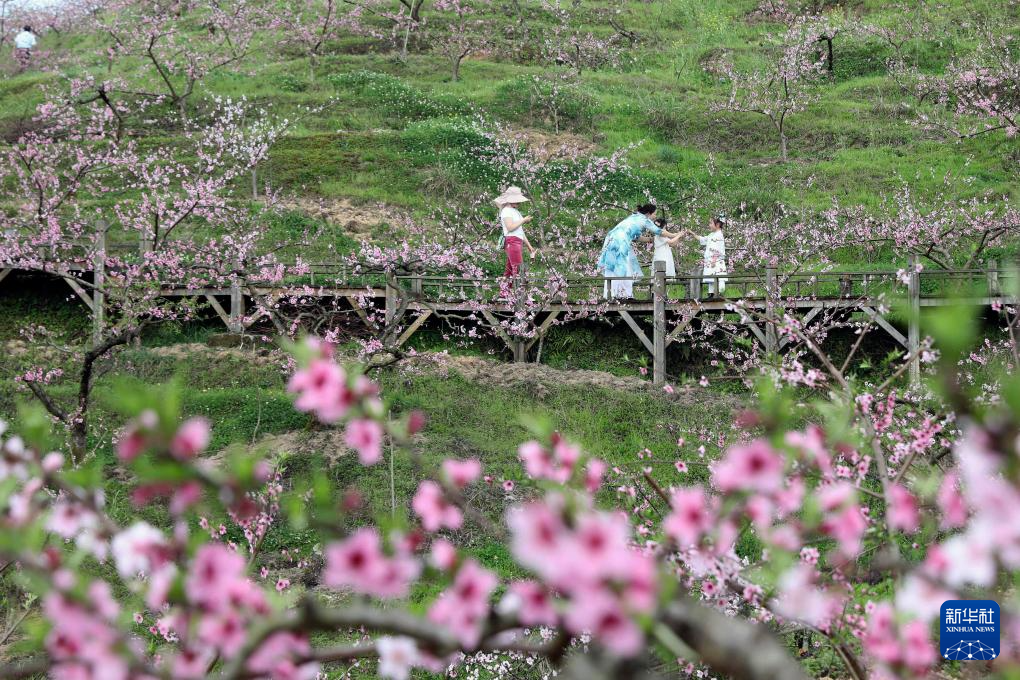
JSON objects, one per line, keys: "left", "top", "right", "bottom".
{"left": 0, "top": 268, "right": 12, "bottom": 286}
{"left": 526, "top": 310, "right": 561, "bottom": 352}
{"left": 687, "top": 269, "right": 701, "bottom": 301}
{"left": 92, "top": 223, "right": 107, "bottom": 346}
{"left": 512, "top": 269, "right": 527, "bottom": 363}
{"left": 64, "top": 276, "right": 94, "bottom": 312}
{"left": 618, "top": 310, "right": 654, "bottom": 354}
{"left": 666, "top": 315, "right": 695, "bottom": 347}
{"left": 778, "top": 307, "right": 822, "bottom": 350}
{"left": 267, "top": 310, "right": 287, "bottom": 334}
{"left": 653, "top": 262, "right": 666, "bottom": 386}
{"left": 481, "top": 309, "right": 517, "bottom": 354}
{"left": 860, "top": 306, "right": 907, "bottom": 348}
{"left": 229, "top": 262, "right": 244, "bottom": 333}
{"left": 747, "top": 322, "right": 767, "bottom": 346}
{"left": 385, "top": 276, "right": 397, "bottom": 327}
{"left": 344, "top": 296, "right": 375, "bottom": 328}
{"left": 764, "top": 266, "right": 778, "bottom": 354}
{"left": 243, "top": 294, "right": 288, "bottom": 335}
{"left": 204, "top": 294, "right": 232, "bottom": 328}
{"left": 987, "top": 259, "right": 1000, "bottom": 297}
{"left": 396, "top": 310, "right": 432, "bottom": 348}
{"left": 907, "top": 254, "right": 921, "bottom": 386}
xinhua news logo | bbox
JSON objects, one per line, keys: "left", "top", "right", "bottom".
{"left": 940, "top": 600, "right": 1000, "bottom": 661}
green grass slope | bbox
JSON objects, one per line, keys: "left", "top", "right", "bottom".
{"left": 0, "top": 0, "right": 1016, "bottom": 229}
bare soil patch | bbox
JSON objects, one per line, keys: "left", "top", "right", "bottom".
{"left": 402, "top": 353, "right": 742, "bottom": 409}
{"left": 513, "top": 127, "right": 599, "bottom": 160}
{"left": 282, "top": 196, "right": 406, "bottom": 242}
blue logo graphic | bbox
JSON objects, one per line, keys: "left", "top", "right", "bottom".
{"left": 940, "top": 600, "right": 999, "bottom": 661}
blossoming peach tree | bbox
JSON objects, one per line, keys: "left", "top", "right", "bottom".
{"left": 2, "top": 295, "right": 1020, "bottom": 678}
{"left": 0, "top": 86, "right": 299, "bottom": 463}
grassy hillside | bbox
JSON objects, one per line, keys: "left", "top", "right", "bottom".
{"left": 3, "top": 5, "right": 1015, "bottom": 675}
{"left": 1, "top": 0, "right": 1017, "bottom": 246}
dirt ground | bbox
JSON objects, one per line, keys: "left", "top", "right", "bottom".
{"left": 281, "top": 196, "right": 406, "bottom": 242}
{"left": 400, "top": 352, "right": 739, "bottom": 409}
{"left": 513, "top": 127, "right": 599, "bottom": 160}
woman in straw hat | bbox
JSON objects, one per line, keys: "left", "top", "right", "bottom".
{"left": 597, "top": 203, "right": 678, "bottom": 299}
{"left": 494, "top": 186, "right": 538, "bottom": 292}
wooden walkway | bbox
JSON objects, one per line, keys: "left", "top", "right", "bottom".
{"left": 1, "top": 250, "right": 1015, "bottom": 388}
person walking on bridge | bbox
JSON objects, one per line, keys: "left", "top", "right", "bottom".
{"left": 495, "top": 186, "right": 537, "bottom": 297}
{"left": 13, "top": 25, "right": 37, "bottom": 73}
{"left": 597, "top": 204, "right": 678, "bottom": 299}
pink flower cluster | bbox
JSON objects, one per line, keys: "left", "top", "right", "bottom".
{"left": 117, "top": 411, "right": 211, "bottom": 463}
{"left": 428, "top": 559, "right": 498, "bottom": 647}
{"left": 323, "top": 528, "right": 421, "bottom": 599}
{"left": 287, "top": 338, "right": 386, "bottom": 464}
{"left": 862, "top": 603, "right": 936, "bottom": 676}
{"left": 507, "top": 499, "right": 655, "bottom": 655}
{"left": 44, "top": 584, "right": 127, "bottom": 680}
{"left": 518, "top": 433, "right": 581, "bottom": 483}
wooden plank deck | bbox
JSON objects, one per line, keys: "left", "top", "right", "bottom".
{"left": 2, "top": 255, "right": 1016, "bottom": 388}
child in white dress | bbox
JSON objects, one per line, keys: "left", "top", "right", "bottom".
{"left": 652, "top": 217, "right": 679, "bottom": 276}
{"left": 683, "top": 216, "right": 728, "bottom": 296}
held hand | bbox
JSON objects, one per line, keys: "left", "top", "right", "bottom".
{"left": 530, "top": 250, "right": 538, "bottom": 259}
{"left": 523, "top": 215, "right": 533, "bottom": 223}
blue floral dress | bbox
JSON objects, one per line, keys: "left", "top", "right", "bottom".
{"left": 597, "top": 213, "right": 662, "bottom": 279}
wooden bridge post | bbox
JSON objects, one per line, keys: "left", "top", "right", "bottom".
{"left": 688, "top": 267, "right": 701, "bottom": 301}
{"left": 987, "top": 259, "right": 1000, "bottom": 297}
{"left": 513, "top": 263, "right": 527, "bottom": 363}
{"left": 385, "top": 274, "right": 397, "bottom": 327}
{"left": 139, "top": 229, "right": 152, "bottom": 258}
{"left": 907, "top": 254, "right": 920, "bottom": 387}
{"left": 93, "top": 221, "right": 107, "bottom": 346}
{"left": 653, "top": 261, "right": 666, "bottom": 386}
{"left": 229, "top": 256, "right": 244, "bottom": 333}
{"left": 764, "top": 266, "right": 778, "bottom": 355}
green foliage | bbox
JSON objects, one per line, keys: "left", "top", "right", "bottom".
{"left": 494, "top": 75, "right": 598, "bottom": 131}
{"left": 327, "top": 70, "right": 468, "bottom": 123}
{"left": 401, "top": 117, "right": 489, "bottom": 159}
{"left": 831, "top": 37, "right": 894, "bottom": 82}
{"left": 271, "top": 73, "right": 310, "bottom": 93}
{"left": 267, "top": 209, "right": 360, "bottom": 256}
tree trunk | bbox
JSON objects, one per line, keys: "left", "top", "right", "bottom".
{"left": 177, "top": 97, "right": 188, "bottom": 126}
{"left": 70, "top": 421, "right": 87, "bottom": 464}
{"left": 68, "top": 329, "right": 138, "bottom": 464}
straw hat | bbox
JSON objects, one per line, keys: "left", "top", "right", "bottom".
{"left": 494, "top": 186, "right": 529, "bottom": 205}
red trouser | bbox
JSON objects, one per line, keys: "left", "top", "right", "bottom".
{"left": 501, "top": 236, "right": 524, "bottom": 297}
{"left": 503, "top": 236, "right": 524, "bottom": 279}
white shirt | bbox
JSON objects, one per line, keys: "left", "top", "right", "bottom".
{"left": 698, "top": 230, "right": 726, "bottom": 275}
{"left": 500, "top": 206, "right": 525, "bottom": 240}
{"left": 14, "top": 31, "right": 37, "bottom": 50}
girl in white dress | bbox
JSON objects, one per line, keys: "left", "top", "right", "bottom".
{"left": 683, "top": 216, "right": 728, "bottom": 296}
{"left": 652, "top": 217, "right": 680, "bottom": 277}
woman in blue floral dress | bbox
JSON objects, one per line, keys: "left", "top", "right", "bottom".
{"left": 597, "top": 204, "right": 678, "bottom": 298}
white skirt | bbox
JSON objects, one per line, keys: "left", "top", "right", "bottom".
{"left": 652, "top": 245, "right": 676, "bottom": 277}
